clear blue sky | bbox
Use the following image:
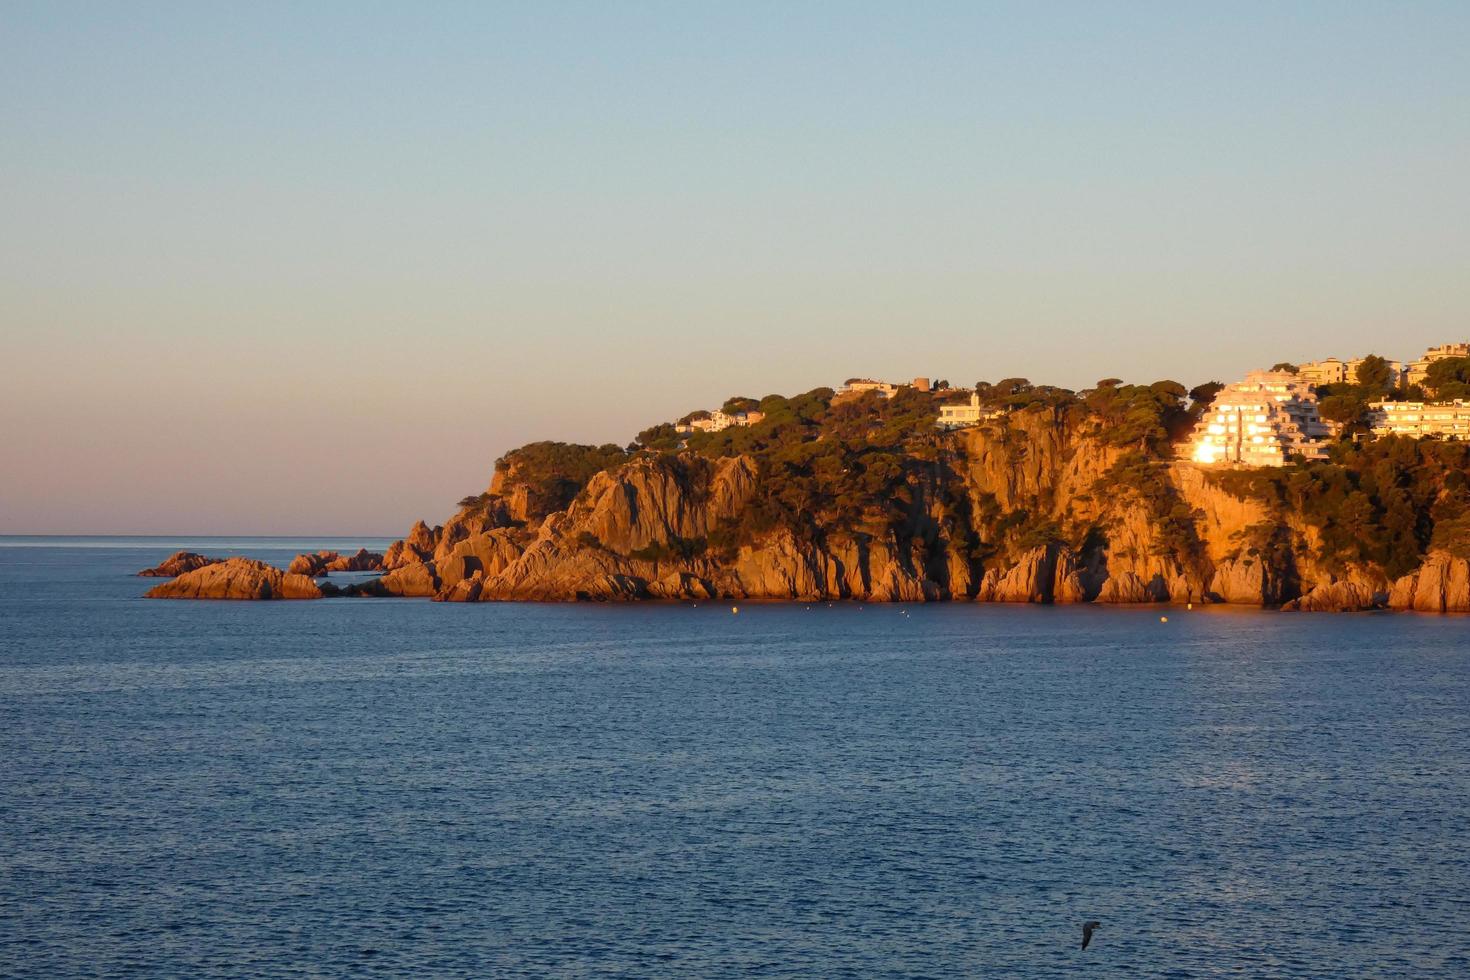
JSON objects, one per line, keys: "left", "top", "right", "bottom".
{"left": 3, "top": 1, "right": 1468, "bottom": 533}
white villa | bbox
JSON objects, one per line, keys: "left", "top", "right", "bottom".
{"left": 1368, "top": 400, "right": 1470, "bottom": 439}
{"left": 675, "top": 409, "right": 765, "bottom": 434}
{"left": 936, "top": 392, "right": 1002, "bottom": 430}
{"left": 1187, "top": 370, "right": 1330, "bottom": 467}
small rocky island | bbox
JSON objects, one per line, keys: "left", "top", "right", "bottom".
{"left": 141, "top": 378, "right": 1470, "bottom": 612}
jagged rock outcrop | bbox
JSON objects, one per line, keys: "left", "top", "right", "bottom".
{"left": 1096, "top": 571, "right": 1166, "bottom": 603}
{"left": 137, "top": 552, "right": 221, "bottom": 578}
{"left": 1283, "top": 577, "right": 1387, "bottom": 612}
{"left": 976, "top": 544, "right": 1076, "bottom": 603}
{"left": 287, "top": 552, "right": 332, "bottom": 577}
{"left": 287, "top": 548, "right": 384, "bottom": 577}
{"left": 435, "top": 572, "right": 485, "bottom": 603}
{"left": 383, "top": 520, "right": 440, "bottom": 570}
{"left": 358, "top": 563, "right": 442, "bottom": 598}
{"left": 1208, "top": 556, "right": 1291, "bottom": 605}
{"left": 1388, "top": 553, "right": 1470, "bottom": 613}
{"left": 144, "top": 558, "right": 322, "bottom": 600}
{"left": 647, "top": 571, "right": 718, "bottom": 600}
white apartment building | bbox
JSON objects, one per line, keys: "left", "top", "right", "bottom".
{"left": 1368, "top": 400, "right": 1470, "bottom": 439}
{"left": 1187, "top": 370, "right": 1331, "bottom": 467}
{"left": 935, "top": 392, "right": 1001, "bottom": 430}
{"left": 1406, "top": 343, "right": 1470, "bottom": 386}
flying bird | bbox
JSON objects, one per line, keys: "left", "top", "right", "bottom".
{"left": 1081, "top": 920, "right": 1101, "bottom": 950}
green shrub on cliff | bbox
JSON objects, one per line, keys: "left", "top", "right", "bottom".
{"left": 489, "top": 441, "right": 632, "bottom": 521}
{"left": 1424, "top": 356, "right": 1470, "bottom": 400}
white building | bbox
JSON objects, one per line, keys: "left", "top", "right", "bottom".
{"left": 1187, "top": 370, "right": 1331, "bottom": 467}
{"left": 1368, "top": 400, "right": 1470, "bottom": 439}
{"left": 1406, "top": 343, "right": 1470, "bottom": 386}
{"left": 936, "top": 392, "right": 1001, "bottom": 430}
{"left": 675, "top": 410, "right": 765, "bottom": 434}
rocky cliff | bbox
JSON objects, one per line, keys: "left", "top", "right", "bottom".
{"left": 364, "top": 399, "right": 1470, "bottom": 610}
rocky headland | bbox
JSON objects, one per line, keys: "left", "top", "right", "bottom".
{"left": 144, "top": 381, "right": 1470, "bottom": 611}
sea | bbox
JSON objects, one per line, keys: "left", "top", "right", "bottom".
{"left": 2, "top": 536, "right": 1469, "bottom": 978}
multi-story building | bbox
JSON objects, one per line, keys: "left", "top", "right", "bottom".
{"left": 1296, "top": 358, "right": 1349, "bottom": 386}
{"left": 1297, "top": 356, "right": 1405, "bottom": 388}
{"left": 1367, "top": 400, "right": 1470, "bottom": 439}
{"left": 1406, "top": 343, "right": 1470, "bottom": 386}
{"left": 1187, "top": 370, "right": 1331, "bottom": 467}
{"left": 935, "top": 392, "right": 1001, "bottom": 430}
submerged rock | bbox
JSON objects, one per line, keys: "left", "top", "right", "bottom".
{"left": 144, "top": 558, "right": 322, "bottom": 600}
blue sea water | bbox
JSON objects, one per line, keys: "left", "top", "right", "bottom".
{"left": 2, "top": 538, "right": 1469, "bottom": 978}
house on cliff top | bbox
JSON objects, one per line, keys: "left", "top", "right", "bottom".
{"left": 674, "top": 409, "right": 765, "bottom": 434}
{"left": 936, "top": 392, "right": 1003, "bottom": 430}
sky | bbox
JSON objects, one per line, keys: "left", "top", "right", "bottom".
{"left": 2, "top": 1, "right": 1468, "bottom": 534}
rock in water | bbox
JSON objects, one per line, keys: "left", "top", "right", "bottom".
{"left": 144, "top": 558, "right": 323, "bottom": 600}
{"left": 287, "top": 551, "right": 337, "bottom": 577}
{"left": 327, "top": 548, "right": 383, "bottom": 572}
{"left": 287, "top": 548, "right": 385, "bottom": 577}
{"left": 353, "top": 563, "right": 442, "bottom": 597}
{"left": 137, "top": 551, "right": 221, "bottom": 578}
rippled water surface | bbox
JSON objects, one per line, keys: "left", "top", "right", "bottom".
{"left": 3, "top": 537, "right": 1470, "bottom": 978}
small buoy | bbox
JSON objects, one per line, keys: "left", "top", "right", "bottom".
{"left": 1160, "top": 616, "right": 1169, "bottom": 623}
{"left": 731, "top": 606, "right": 739, "bottom": 614}
{"left": 1186, "top": 602, "right": 1193, "bottom": 610}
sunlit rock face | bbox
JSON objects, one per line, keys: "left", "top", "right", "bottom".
{"left": 144, "top": 558, "right": 323, "bottom": 600}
